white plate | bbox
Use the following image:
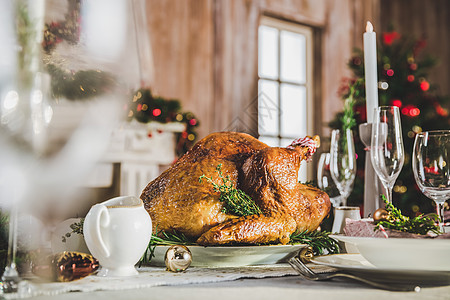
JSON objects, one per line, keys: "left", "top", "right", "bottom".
{"left": 312, "top": 254, "right": 450, "bottom": 285}
{"left": 331, "top": 235, "right": 450, "bottom": 271}
{"left": 148, "top": 244, "right": 306, "bottom": 268}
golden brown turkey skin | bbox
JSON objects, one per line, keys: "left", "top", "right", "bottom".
{"left": 140, "top": 132, "right": 330, "bottom": 246}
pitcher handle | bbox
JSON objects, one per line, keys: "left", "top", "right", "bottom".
{"left": 84, "top": 204, "right": 111, "bottom": 258}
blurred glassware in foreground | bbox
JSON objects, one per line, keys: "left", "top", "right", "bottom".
{"left": 0, "top": 0, "right": 145, "bottom": 293}
{"left": 330, "top": 129, "right": 356, "bottom": 207}
{"left": 412, "top": 130, "right": 450, "bottom": 230}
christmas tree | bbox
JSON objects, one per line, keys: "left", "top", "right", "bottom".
{"left": 331, "top": 30, "right": 450, "bottom": 217}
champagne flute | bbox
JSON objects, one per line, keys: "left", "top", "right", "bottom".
{"left": 412, "top": 130, "right": 450, "bottom": 229}
{"left": 329, "top": 129, "right": 356, "bottom": 206}
{"left": 371, "top": 106, "right": 404, "bottom": 204}
{"left": 317, "top": 152, "right": 341, "bottom": 207}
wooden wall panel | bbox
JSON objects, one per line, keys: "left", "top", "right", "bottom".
{"left": 145, "top": 0, "right": 214, "bottom": 139}
{"left": 145, "top": 0, "right": 379, "bottom": 141}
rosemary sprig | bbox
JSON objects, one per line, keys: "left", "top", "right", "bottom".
{"left": 199, "top": 164, "right": 262, "bottom": 217}
{"left": 375, "top": 195, "right": 441, "bottom": 235}
{"left": 62, "top": 218, "right": 84, "bottom": 243}
{"left": 290, "top": 230, "right": 340, "bottom": 256}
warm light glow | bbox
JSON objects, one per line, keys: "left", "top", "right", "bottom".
{"left": 3, "top": 90, "right": 19, "bottom": 110}
{"left": 44, "top": 106, "right": 53, "bottom": 124}
{"left": 366, "top": 21, "right": 374, "bottom": 33}
{"left": 402, "top": 105, "right": 420, "bottom": 117}
{"left": 392, "top": 99, "right": 402, "bottom": 107}
{"left": 152, "top": 108, "right": 161, "bottom": 117}
{"left": 420, "top": 81, "right": 430, "bottom": 91}
{"left": 379, "top": 82, "right": 389, "bottom": 90}
{"left": 410, "top": 108, "right": 420, "bottom": 117}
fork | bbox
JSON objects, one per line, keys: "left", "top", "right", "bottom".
{"left": 288, "top": 257, "right": 420, "bottom": 292}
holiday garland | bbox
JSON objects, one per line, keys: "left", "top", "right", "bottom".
{"left": 46, "top": 64, "right": 116, "bottom": 100}
{"left": 42, "top": 0, "right": 80, "bottom": 53}
{"left": 126, "top": 88, "right": 200, "bottom": 156}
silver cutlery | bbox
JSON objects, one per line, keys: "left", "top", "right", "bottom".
{"left": 288, "top": 256, "right": 420, "bottom": 292}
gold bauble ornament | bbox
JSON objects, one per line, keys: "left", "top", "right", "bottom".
{"left": 32, "top": 251, "right": 99, "bottom": 282}
{"left": 165, "top": 245, "right": 192, "bottom": 272}
{"left": 373, "top": 208, "right": 389, "bottom": 222}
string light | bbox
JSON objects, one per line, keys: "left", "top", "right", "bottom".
{"left": 420, "top": 81, "right": 430, "bottom": 91}
{"left": 152, "top": 108, "right": 161, "bottom": 117}
{"left": 392, "top": 99, "right": 402, "bottom": 107}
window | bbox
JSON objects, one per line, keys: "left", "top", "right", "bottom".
{"left": 257, "top": 17, "right": 314, "bottom": 181}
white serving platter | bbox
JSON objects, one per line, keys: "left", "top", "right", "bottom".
{"left": 148, "top": 244, "right": 306, "bottom": 268}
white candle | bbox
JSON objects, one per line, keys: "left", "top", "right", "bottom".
{"left": 363, "top": 21, "right": 379, "bottom": 123}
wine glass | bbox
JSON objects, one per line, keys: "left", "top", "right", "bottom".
{"left": 0, "top": 1, "right": 143, "bottom": 293}
{"left": 412, "top": 130, "right": 450, "bottom": 229}
{"left": 317, "top": 152, "right": 341, "bottom": 207}
{"left": 329, "top": 129, "right": 357, "bottom": 206}
{"left": 371, "top": 106, "right": 404, "bottom": 204}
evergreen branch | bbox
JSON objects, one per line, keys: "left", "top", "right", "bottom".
{"left": 375, "top": 195, "right": 441, "bottom": 235}
{"left": 289, "top": 230, "right": 340, "bottom": 256}
{"left": 47, "top": 64, "right": 116, "bottom": 100}
{"left": 340, "top": 79, "right": 362, "bottom": 133}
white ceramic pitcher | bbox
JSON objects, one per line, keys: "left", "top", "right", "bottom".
{"left": 84, "top": 196, "right": 152, "bottom": 277}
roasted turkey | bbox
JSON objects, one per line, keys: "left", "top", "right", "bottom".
{"left": 140, "top": 132, "right": 330, "bottom": 246}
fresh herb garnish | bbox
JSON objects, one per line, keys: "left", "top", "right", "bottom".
{"left": 199, "top": 164, "right": 262, "bottom": 217}
{"left": 62, "top": 218, "right": 84, "bottom": 243}
{"left": 290, "top": 230, "right": 340, "bottom": 255}
{"left": 375, "top": 195, "right": 441, "bottom": 235}
{"left": 301, "top": 180, "right": 318, "bottom": 188}
{"left": 139, "top": 228, "right": 194, "bottom": 266}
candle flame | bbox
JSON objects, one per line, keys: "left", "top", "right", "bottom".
{"left": 366, "top": 21, "right": 374, "bottom": 33}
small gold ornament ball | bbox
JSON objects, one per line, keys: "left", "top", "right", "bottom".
{"left": 165, "top": 245, "right": 192, "bottom": 272}
{"left": 373, "top": 208, "right": 389, "bottom": 222}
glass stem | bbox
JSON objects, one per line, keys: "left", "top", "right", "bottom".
{"left": 387, "top": 187, "right": 393, "bottom": 204}
{"left": 4, "top": 202, "right": 19, "bottom": 279}
{"left": 437, "top": 202, "right": 445, "bottom": 231}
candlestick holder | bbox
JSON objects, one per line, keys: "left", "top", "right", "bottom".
{"left": 358, "top": 123, "right": 384, "bottom": 217}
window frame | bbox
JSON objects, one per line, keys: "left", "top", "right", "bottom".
{"left": 257, "top": 16, "right": 315, "bottom": 180}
